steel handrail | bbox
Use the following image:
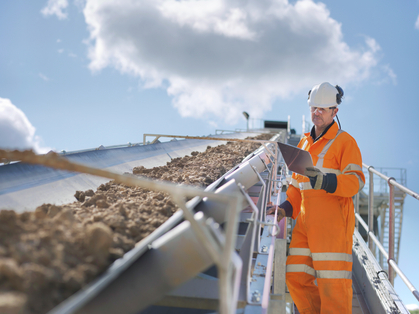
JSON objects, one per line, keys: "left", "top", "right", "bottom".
{"left": 261, "top": 174, "right": 284, "bottom": 314}
{"left": 215, "top": 129, "right": 268, "bottom": 135}
{"left": 363, "top": 163, "right": 419, "bottom": 200}
{"left": 355, "top": 213, "right": 419, "bottom": 302}
{"left": 357, "top": 163, "right": 419, "bottom": 302}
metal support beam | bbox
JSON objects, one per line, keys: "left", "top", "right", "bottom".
{"left": 388, "top": 178, "right": 396, "bottom": 286}
{"left": 368, "top": 166, "right": 375, "bottom": 254}
{"left": 269, "top": 239, "right": 287, "bottom": 314}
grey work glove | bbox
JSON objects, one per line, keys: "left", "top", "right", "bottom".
{"left": 304, "top": 167, "right": 337, "bottom": 193}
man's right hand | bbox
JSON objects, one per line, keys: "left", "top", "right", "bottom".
{"left": 266, "top": 205, "right": 286, "bottom": 222}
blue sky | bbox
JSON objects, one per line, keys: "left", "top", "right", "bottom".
{"left": 1, "top": 0, "right": 419, "bottom": 308}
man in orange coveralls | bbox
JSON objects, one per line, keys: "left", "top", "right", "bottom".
{"left": 268, "top": 82, "right": 365, "bottom": 313}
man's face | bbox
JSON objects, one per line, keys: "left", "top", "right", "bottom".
{"left": 310, "top": 107, "right": 338, "bottom": 129}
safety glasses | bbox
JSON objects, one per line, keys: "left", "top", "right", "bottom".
{"left": 310, "top": 106, "right": 337, "bottom": 114}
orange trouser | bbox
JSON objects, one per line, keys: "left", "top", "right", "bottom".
{"left": 286, "top": 202, "right": 354, "bottom": 314}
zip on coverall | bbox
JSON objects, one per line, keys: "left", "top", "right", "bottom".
{"left": 285, "top": 122, "right": 365, "bottom": 314}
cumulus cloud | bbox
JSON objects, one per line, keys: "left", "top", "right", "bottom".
{"left": 0, "top": 98, "right": 50, "bottom": 154}
{"left": 41, "top": 0, "right": 69, "bottom": 20}
{"left": 81, "top": 0, "right": 390, "bottom": 123}
{"left": 416, "top": 15, "right": 419, "bottom": 30}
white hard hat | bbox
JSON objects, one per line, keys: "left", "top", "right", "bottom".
{"left": 308, "top": 82, "right": 342, "bottom": 108}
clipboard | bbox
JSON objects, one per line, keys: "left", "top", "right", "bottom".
{"left": 277, "top": 142, "right": 313, "bottom": 175}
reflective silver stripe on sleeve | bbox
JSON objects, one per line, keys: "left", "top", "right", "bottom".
{"left": 289, "top": 248, "right": 312, "bottom": 257}
{"left": 346, "top": 172, "right": 364, "bottom": 191}
{"left": 341, "top": 164, "right": 365, "bottom": 191}
{"left": 317, "top": 167, "right": 342, "bottom": 176}
{"left": 353, "top": 173, "right": 365, "bottom": 191}
{"left": 291, "top": 178, "right": 299, "bottom": 189}
{"left": 311, "top": 252, "right": 353, "bottom": 263}
{"left": 299, "top": 182, "right": 312, "bottom": 190}
{"left": 343, "top": 163, "right": 362, "bottom": 173}
{"left": 316, "top": 270, "right": 352, "bottom": 279}
{"left": 286, "top": 264, "right": 316, "bottom": 277}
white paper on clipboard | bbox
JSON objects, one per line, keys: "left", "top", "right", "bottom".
{"left": 277, "top": 142, "right": 313, "bottom": 175}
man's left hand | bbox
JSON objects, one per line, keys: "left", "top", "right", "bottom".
{"left": 304, "top": 167, "right": 325, "bottom": 190}
{"left": 304, "top": 167, "right": 337, "bottom": 193}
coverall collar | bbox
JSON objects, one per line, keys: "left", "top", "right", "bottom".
{"left": 309, "top": 120, "right": 337, "bottom": 142}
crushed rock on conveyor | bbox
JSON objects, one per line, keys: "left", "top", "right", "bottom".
{"left": 0, "top": 134, "right": 272, "bottom": 314}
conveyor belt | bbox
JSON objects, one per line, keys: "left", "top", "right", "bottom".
{"left": 0, "top": 133, "right": 258, "bottom": 212}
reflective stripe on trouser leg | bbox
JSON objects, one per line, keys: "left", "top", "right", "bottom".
{"left": 286, "top": 217, "right": 320, "bottom": 313}
{"left": 287, "top": 251, "right": 353, "bottom": 279}
{"left": 312, "top": 252, "right": 353, "bottom": 280}
{"left": 286, "top": 211, "right": 354, "bottom": 313}
{"left": 287, "top": 251, "right": 353, "bottom": 314}
{"left": 311, "top": 252, "right": 353, "bottom": 313}
{"left": 286, "top": 264, "right": 316, "bottom": 277}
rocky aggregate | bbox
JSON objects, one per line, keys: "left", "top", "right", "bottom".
{"left": 0, "top": 134, "right": 271, "bottom": 313}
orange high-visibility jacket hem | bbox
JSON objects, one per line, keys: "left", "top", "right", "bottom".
{"left": 285, "top": 122, "right": 365, "bottom": 314}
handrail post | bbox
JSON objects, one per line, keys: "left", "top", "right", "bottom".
{"left": 388, "top": 177, "right": 396, "bottom": 286}
{"left": 368, "top": 166, "right": 375, "bottom": 254}
{"left": 354, "top": 192, "right": 360, "bottom": 231}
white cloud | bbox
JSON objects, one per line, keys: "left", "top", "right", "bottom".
{"left": 406, "top": 304, "right": 419, "bottom": 311}
{"left": 365, "top": 37, "right": 381, "bottom": 53}
{"left": 0, "top": 98, "right": 50, "bottom": 154}
{"left": 41, "top": 0, "right": 69, "bottom": 20}
{"left": 383, "top": 65, "right": 397, "bottom": 85}
{"left": 82, "top": 0, "right": 391, "bottom": 123}
{"left": 208, "top": 120, "right": 219, "bottom": 129}
{"left": 39, "top": 73, "right": 50, "bottom": 81}
{"left": 416, "top": 15, "right": 419, "bottom": 30}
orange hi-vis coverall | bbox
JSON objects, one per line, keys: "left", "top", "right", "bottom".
{"left": 285, "top": 122, "right": 365, "bottom": 314}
